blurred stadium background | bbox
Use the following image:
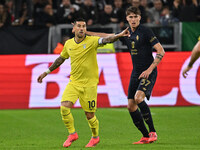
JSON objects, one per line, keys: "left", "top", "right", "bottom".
{"left": 0, "top": 0, "right": 200, "bottom": 149}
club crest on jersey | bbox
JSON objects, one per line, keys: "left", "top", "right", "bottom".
{"left": 83, "top": 44, "right": 86, "bottom": 49}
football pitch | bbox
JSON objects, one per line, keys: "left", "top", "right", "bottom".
{"left": 0, "top": 107, "right": 200, "bottom": 150}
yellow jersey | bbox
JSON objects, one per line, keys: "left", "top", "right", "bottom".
{"left": 61, "top": 35, "right": 100, "bottom": 87}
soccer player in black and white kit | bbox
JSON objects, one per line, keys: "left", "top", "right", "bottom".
{"left": 87, "top": 6, "right": 165, "bottom": 144}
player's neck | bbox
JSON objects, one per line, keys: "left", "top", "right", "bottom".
{"left": 74, "top": 36, "right": 85, "bottom": 44}
{"left": 131, "top": 27, "right": 137, "bottom": 32}
{"left": 131, "top": 25, "right": 139, "bottom": 32}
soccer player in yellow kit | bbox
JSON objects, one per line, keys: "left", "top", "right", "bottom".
{"left": 37, "top": 18, "right": 130, "bottom": 148}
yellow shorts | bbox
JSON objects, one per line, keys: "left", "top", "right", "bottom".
{"left": 61, "top": 82, "right": 97, "bottom": 112}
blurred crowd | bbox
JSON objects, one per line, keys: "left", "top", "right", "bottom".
{"left": 0, "top": 0, "right": 200, "bottom": 28}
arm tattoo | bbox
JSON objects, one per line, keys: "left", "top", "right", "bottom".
{"left": 155, "top": 54, "right": 163, "bottom": 60}
{"left": 153, "top": 54, "right": 164, "bottom": 65}
{"left": 188, "top": 62, "right": 193, "bottom": 67}
{"left": 153, "top": 61, "right": 159, "bottom": 65}
{"left": 102, "top": 35, "right": 119, "bottom": 44}
{"left": 49, "top": 56, "right": 65, "bottom": 71}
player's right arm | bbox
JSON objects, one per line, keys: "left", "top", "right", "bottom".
{"left": 37, "top": 56, "right": 66, "bottom": 83}
{"left": 38, "top": 39, "right": 70, "bottom": 83}
{"left": 182, "top": 40, "right": 200, "bottom": 78}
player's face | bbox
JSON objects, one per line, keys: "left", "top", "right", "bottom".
{"left": 126, "top": 13, "right": 141, "bottom": 29}
{"left": 74, "top": 21, "right": 87, "bottom": 38}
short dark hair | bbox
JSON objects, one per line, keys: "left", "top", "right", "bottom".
{"left": 74, "top": 18, "right": 86, "bottom": 24}
{"left": 126, "top": 6, "right": 141, "bottom": 16}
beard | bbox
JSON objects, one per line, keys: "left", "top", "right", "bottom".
{"left": 77, "top": 34, "right": 84, "bottom": 38}
{"left": 77, "top": 34, "right": 83, "bottom": 38}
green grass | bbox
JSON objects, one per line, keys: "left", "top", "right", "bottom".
{"left": 0, "top": 107, "right": 200, "bottom": 150}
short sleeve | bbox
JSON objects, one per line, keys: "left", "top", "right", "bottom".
{"left": 91, "top": 36, "right": 100, "bottom": 47}
{"left": 60, "top": 40, "right": 69, "bottom": 59}
{"left": 145, "top": 27, "right": 159, "bottom": 47}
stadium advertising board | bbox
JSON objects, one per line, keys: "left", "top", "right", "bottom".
{"left": 0, "top": 52, "right": 200, "bottom": 109}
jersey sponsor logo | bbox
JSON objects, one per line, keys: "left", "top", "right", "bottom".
{"left": 131, "top": 49, "right": 137, "bottom": 55}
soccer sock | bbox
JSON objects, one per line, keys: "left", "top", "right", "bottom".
{"left": 138, "top": 101, "right": 156, "bottom": 132}
{"left": 88, "top": 116, "right": 99, "bottom": 137}
{"left": 60, "top": 106, "right": 75, "bottom": 134}
{"left": 129, "top": 109, "right": 149, "bottom": 137}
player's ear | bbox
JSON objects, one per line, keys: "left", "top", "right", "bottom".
{"left": 72, "top": 27, "right": 75, "bottom": 34}
{"left": 138, "top": 15, "right": 141, "bottom": 21}
{"left": 71, "top": 22, "right": 75, "bottom": 33}
{"left": 126, "top": 16, "right": 129, "bottom": 21}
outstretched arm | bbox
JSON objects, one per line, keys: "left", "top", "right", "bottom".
{"left": 139, "top": 43, "right": 165, "bottom": 79}
{"left": 37, "top": 56, "right": 66, "bottom": 83}
{"left": 182, "top": 40, "right": 200, "bottom": 78}
{"left": 101, "top": 27, "right": 130, "bottom": 44}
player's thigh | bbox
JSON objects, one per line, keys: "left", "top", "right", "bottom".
{"left": 137, "top": 70, "right": 157, "bottom": 100}
{"left": 79, "top": 86, "right": 97, "bottom": 112}
{"left": 134, "top": 90, "right": 146, "bottom": 104}
{"left": 128, "top": 77, "right": 140, "bottom": 99}
{"left": 61, "top": 83, "right": 79, "bottom": 104}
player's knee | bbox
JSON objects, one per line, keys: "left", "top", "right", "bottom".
{"left": 134, "top": 95, "right": 143, "bottom": 104}
{"left": 61, "top": 101, "right": 73, "bottom": 108}
{"left": 127, "top": 100, "right": 137, "bottom": 112}
{"left": 127, "top": 103, "right": 138, "bottom": 112}
{"left": 85, "top": 112, "right": 94, "bottom": 120}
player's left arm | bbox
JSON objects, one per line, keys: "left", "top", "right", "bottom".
{"left": 100, "top": 27, "right": 130, "bottom": 44}
{"left": 139, "top": 43, "right": 165, "bottom": 79}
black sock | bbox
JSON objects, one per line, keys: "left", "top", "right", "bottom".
{"left": 138, "top": 101, "right": 156, "bottom": 132}
{"left": 129, "top": 109, "right": 149, "bottom": 137}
